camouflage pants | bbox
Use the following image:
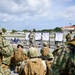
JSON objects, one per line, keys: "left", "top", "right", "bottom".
{"left": 29, "top": 38, "right": 35, "bottom": 47}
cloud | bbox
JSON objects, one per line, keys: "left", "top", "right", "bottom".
{"left": 0, "top": 0, "right": 52, "bottom": 14}
{"left": 0, "top": 0, "right": 27, "bottom": 14}
{"left": 54, "top": 0, "right": 72, "bottom": 2}
{"left": 0, "top": 0, "right": 53, "bottom": 22}
{"left": 55, "top": 5, "right": 75, "bottom": 20}
{"left": 0, "top": 0, "right": 75, "bottom": 23}
{"left": 0, "top": 12, "right": 24, "bottom": 22}
{"left": 65, "top": 6, "right": 75, "bottom": 20}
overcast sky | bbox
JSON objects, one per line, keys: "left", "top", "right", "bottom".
{"left": 0, "top": 0, "right": 75, "bottom": 30}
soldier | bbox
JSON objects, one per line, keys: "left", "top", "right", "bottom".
{"left": 57, "top": 37, "right": 75, "bottom": 75}
{"left": 13, "top": 43, "right": 27, "bottom": 73}
{"left": 52, "top": 43, "right": 61, "bottom": 64}
{"left": 17, "top": 43, "right": 27, "bottom": 58}
{"left": 40, "top": 42, "right": 54, "bottom": 75}
{"left": 66, "top": 36, "right": 75, "bottom": 75}
{"left": 52, "top": 36, "right": 75, "bottom": 75}
{"left": 28, "top": 30, "right": 35, "bottom": 47}
{"left": 21, "top": 47, "right": 46, "bottom": 75}
{"left": 51, "top": 43, "right": 66, "bottom": 75}
{"left": 0, "top": 28, "right": 14, "bottom": 75}
{"left": 27, "top": 47, "right": 39, "bottom": 58}
{"left": 66, "top": 32, "right": 71, "bottom": 42}
{"left": 40, "top": 42, "right": 54, "bottom": 60}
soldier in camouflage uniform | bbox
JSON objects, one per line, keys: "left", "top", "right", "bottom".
{"left": 28, "top": 30, "right": 35, "bottom": 47}
{"left": 52, "top": 44, "right": 61, "bottom": 65}
{"left": 27, "top": 47, "right": 39, "bottom": 58}
{"left": 12, "top": 43, "right": 27, "bottom": 73}
{"left": 40, "top": 42, "right": 54, "bottom": 75}
{"left": 65, "top": 37, "right": 75, "bottom": 75}
{"left": 0, "top": 29, "right": 14, "bottom": 75}
{"left": 17, "top": 43, "right": 27, "bottom": 56}
{"left": 23, "top": 47, "right": 47, "bottom": 75}
{"left": 40, "top": 42, "right": 54, "bottom": 60}
{"left": 51, "top": 43, "right": 67, "bottom": 75}
{"left": 52, "top": 36, "right": 75, "bottom": 75}
{"left": 66, "top": 32, "right": 71, "bottom": 42}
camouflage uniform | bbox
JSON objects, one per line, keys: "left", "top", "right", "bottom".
{"left": 52, "top": 39, "right": 75, "bottom": 75}
{"left": 40, "top": 53, "right": 54, "bottom": 75}
{"left": 18, "top": 47, "right": 43, "bottom": 75}
{"left": 27, "top": 47, "right": 39, "bottom": 58}
{"left": 28, "top": 30, "right": 35, "bottom": 47}
{"left": 0, "top": 29, "right": 13, "bottom": 75}
{"left": 41, "top": 42, "right": 54, "bottom": 60}
{"left": 17, "top": 43, "right": 27, "bottom": 56}
{"left": 13, "top": 43, "right": 27, "bottom": 73}
{"left": 65, "top": 39, "right": 75, "bottom": 75}
{"left": 40, "top": 42, "right": 54, "bottom": 75}
{"left": 66, "top": 33, "right": 71, "bottom": 42}
{"left": 52, "top": 44, "right": 61, "bottom": 64}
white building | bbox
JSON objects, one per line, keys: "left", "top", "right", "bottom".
{"left": 62, "top": 26, "right": 75, "bottom": 31}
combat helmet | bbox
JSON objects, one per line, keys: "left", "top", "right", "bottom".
{"left": 55, "top": 43, "right": 60, "bottom": 50}
{"left": 17, "top": 43, "right": 23, "bottom": 48}
{"left": 27, "top": 47, "right": 39, "bottom": 58}
{"left": 52, "top": 43, "right": 60, "bottom": 55}
{"left": 43, "top": 42, "right": 48, "bottom": 47}
{"left": 46, "top": 53, "right": 54, "bottom": 60}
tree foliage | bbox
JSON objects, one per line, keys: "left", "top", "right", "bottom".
{"left": 2, "top": 28, "right": 7, "bottom": 33}
{"left": 22, "top": 29, "right": 28, "bottom": 32}
{"left": 42, "top": 29, "right": 53, "bottom": 32}
{"left": 12, "top": 29, "right": 17, "bottom": 33}
{"left": 54, "top": 27, "right": 62, "bottom": 32}
{"left": 33, "top": 29, "right": 36, "bottom": 32}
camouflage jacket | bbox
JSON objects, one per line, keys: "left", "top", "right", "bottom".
{"left": 0, "top": 36, "right": 13, "bottom": 57}
{"left": 28, "top": 33, "right": 35, "bottom": 39}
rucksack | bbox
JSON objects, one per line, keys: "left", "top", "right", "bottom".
{"left": 23, "top": 58, "right": 46, "bottom": 75}
{"left": 41, "top": 47, "right": 50, "bottom": 56}
{"left": 14, "top": 49, "right": 25, "bottom": 62}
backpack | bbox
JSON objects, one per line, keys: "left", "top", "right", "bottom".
{"left": 23, "top": 58, "right": 46, "bottom": 75}
{"left": 41, "top": 47, "right": 50, "bottom": 56}
{"left": 14, "top": 50, "right": 25, "bottom": 62}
